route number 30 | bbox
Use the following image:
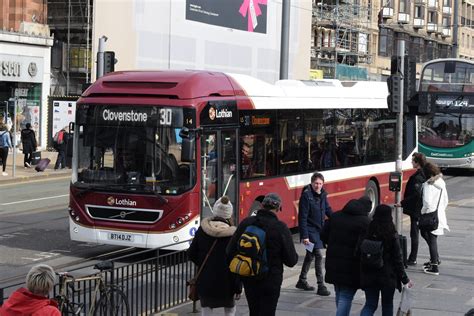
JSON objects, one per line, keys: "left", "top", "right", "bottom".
{"left": 159, "top": 108, "right": 172, "bottom": 126}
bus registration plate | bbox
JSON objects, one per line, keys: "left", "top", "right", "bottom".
{"left": 108, "top": 232, "right": 134, "bottom": 242}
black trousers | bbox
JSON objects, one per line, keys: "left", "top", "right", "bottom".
{"left": 243, "top": 277, "right": 282, "bottom": 316}
{"left": 0, "top": 147, "right": 8, "bottom": 172}
{"left": 24, "top": 151, "right": 33, "bottom": 166}
{"left": 299, "top": 248, "right": 324, "bottom": 286}
{"left": 408, "top": 215, "right": 419, "bottom": 261}
{"left": 55, "top": 150, "right": 66, "bottom": 169}
{"left": 420, "top": 229, "right": 439, "bottom": 263}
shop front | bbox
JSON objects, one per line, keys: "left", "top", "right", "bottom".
{"left": 0, "top": 34, "right": 52, "bottom": 150}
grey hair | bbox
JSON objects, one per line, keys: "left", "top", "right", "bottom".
{"left": 26, "top": 264, "right": 56, "bottom": 296}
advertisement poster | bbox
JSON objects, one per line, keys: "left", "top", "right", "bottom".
{"left": 186, "top": 0, "right": 268, "bottom": 33}
{"left": 52, "top": 100, "right": 76, "bottom": 139}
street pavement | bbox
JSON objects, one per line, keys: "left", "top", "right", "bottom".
{"left": 0, "top": 150, "right": 71, "bottom": 185}
{"left": 159, "top": 188, "right": 474, "bottom": 316}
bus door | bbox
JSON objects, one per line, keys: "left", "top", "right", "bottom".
{"left": 201, "top": 129, "right": 239, "bottom": 220}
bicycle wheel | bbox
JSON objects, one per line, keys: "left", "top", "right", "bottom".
{"left": 92, "top": 288, "right": 129, "bottom": 316}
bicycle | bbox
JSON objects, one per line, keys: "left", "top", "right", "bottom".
{"left": 56, "top": 261, "right": 130, "bottom": 315}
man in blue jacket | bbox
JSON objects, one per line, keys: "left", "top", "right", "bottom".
{"left": 296, "top": 172, "right": 332, "bottom": 296}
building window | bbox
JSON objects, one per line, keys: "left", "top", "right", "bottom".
{"left": 399, "top": 0, "right": 409, "bottom": 13}
{"left": 415, "top": 6, "right": 424, "bottom": 18}
{"left": 428, "top": 11, "right": 437, "bottom": 23}
{"left": 443, "top": 0, "right": 450, "bottom": 6}
{"left": 442, "top": 17, "right": 450, "bottom": 27}
{"left": 382, "top": 0, "right": 392, "bottom": 8}
{"left": 378, "top": 28, "right": 393, "bottom": 56}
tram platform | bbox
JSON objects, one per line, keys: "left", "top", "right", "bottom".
{"left": 158, "top": 194, "right": 474, "bottom": 316}
{"left": 0, "top": 150, "right": 71, "bottom": 185}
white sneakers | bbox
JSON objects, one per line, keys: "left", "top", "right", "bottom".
{"left": 25, "top": 162, "right": 32, "bottom": 168}
{"left": 2, "top": 172, "right": 8, "bottom": 176}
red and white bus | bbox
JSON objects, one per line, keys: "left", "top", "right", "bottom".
{"left": 69, "top": 71, "right": 417, "bottom": 249}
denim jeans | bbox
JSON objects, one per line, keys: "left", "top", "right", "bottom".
{"left": 420, "top": 229, "right": 439, "bottom": 263}
{"left": 334, "top": 284, "right": 357, "bottom": 316}
{"left": 408, "top": 215, "right": 419, "bottom": 261}
{"left": 298, "top": 248, "right": 324, "bottom": 286}
{"left": 361, "top": 286, "right": 396, "bottom": 316}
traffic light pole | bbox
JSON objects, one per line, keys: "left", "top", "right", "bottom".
{"left": 96, "top": 36, "right": 107, "bottom": 79}
{"left": 395, "top": 40, "right": 405, "bottom": 234}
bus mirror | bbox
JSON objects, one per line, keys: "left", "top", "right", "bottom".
{"left": 181, "top": 137, "right": 195, "bottom": 162}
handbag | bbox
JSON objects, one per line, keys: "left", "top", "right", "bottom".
{"left": 419, "top": 188, "right": 442, "bottom": 232}
{"left": 187, "top": 239, "right": 218, "bottom": 301}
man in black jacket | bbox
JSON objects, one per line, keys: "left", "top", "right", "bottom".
{"left": 321, "top": 196, "right": 371, "bottom": 316}
{"left": 400, "top": 152, "right": 427, "bottom": 266}
{"left": 226, "top": 193, "right": 298, "bottom": 316}
{"left": 296, "top": 172, "right": 332, "bottom": 296}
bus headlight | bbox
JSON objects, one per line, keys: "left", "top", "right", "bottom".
{"left": 169, "top": 223, "right": 176, "bottom": 229}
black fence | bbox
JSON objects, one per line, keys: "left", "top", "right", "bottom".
{"left": 0, "top": 240, "right": 196, "bottom": 315}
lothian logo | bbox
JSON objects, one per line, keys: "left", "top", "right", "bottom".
{"left": 107, "top": 196, "right": 137, "bottom": 207}
{"left": 107, "top": 196, "right": 115, "bottom": 206}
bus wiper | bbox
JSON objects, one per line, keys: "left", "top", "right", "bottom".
{"left": 143, "top": 186, "right": 169, "bottom": 204}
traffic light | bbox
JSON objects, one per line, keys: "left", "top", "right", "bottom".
{"left": 418, "top": 93, "right": 433, "bottom": 114}
{"left": 387, "top": 74, "right": 402, "bottom": 113}
{"left": 104, "top": 51, "right": 116, "bottom": 74}
{"left": 390, "top": 55, "right": 416, "bottom": 113}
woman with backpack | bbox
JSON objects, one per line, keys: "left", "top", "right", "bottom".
{"left": 0, "top": 123, "right": 13, "bottom": 176}
{"left": 187, "top": 196, "right": 241, "bottom": 316}
{"left": 360, "top": 204, "right": 412, "bottom": 316}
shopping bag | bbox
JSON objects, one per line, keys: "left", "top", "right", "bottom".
{"left": 397, "top": 285, "right": 414, "bottom": 316}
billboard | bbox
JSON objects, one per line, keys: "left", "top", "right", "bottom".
{"left": 186, "top": 0, "right": 267, "bottom": 33}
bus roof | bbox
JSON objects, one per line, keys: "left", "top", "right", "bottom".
{"left": 228, "top": 73, "right": 389, "bottom": 109}
{"left": 82, "top": 70, "right": 389, "bottom": 109}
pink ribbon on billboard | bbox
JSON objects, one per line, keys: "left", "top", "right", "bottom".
{"left": 239, "top": 0, "right": 267, "bottom": 32}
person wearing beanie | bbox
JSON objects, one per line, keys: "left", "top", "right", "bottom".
{"left": 360, "top": 204, "right": 412, "bottom": 316}
{"left": 400, "top": 152, "right": 427, "bottom": 266}
{"left": 188, "top": 196, "right": 241, "bottom": 316}
{"left": 296, "top": 172, "right": 333, "bottom": 296}
{"left": 226, "top": 193, "right": 298, "bottom": 316}
{"left": 212, "top": 196, "right": 233, "bottom": 219}
{"left": 320, "top": 196, "right": 371, "bottom": 316}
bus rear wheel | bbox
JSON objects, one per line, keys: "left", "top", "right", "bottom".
{"left": 365, "top": 180, "right": 379, "bottom": 216}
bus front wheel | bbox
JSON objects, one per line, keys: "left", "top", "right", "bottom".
{"left": 365, "top": 180, "right": 379, "bottom": 216}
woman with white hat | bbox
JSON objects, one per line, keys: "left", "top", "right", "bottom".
{"left": 188, "top": 196, "right": 241, "bottom": 316}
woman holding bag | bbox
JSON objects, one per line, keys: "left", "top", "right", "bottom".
{"left": 419, "top": 162, "right": 449, "bottom": 276}
{"left": 187, "top": 196, "right": 241, "bottom": 316}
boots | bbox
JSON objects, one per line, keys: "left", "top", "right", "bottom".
{"left": 316, "top": 284, "right": 331, "bottom": 296}
{"left": 295, "top": 280, "right": 315, "bottom": 291}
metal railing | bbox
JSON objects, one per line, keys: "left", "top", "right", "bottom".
{"left": 0, "top": 240, "right": 195, "bottom": 315}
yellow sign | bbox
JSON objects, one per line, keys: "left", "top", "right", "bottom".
{"left": 309, "top": 69, "right": 324, "bottom": 79}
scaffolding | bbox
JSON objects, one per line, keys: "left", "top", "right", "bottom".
{"left": 311, "top": 0, "right": 373, "bottom": 79}
{"left": 47, "top": 0, "right": 93, "bottom": 95}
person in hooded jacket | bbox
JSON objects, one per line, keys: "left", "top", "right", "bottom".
{"left": 0, "top": 264, "right": 60, "bottom": 315}
{"left": 226, "top": 193, "right": 298, "bottom": 316}
{"left": 188, "top": 196, "right": 241, "bottom": 316}
{"left": 0, "top": 123, "right": 13, "bottom": 176}
{"left": 360, "top": 205, "right": 412, "bottom": 316}
{"left": 320, "top": 196, "right": 372, "bottom": 316}
{"left": 400, "top": 152, "right": 427, "bottom": 266}
{"left": 295, "top": 172, "right": 333, "bottom": 296}
{"left": 420, "top": 162, "right": 449, "bottom": 276}
{"left": 21, "top": 123, "right": 37, "bottom": 168}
